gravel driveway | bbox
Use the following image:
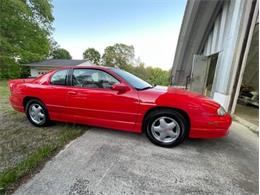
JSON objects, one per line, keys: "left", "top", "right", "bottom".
{"left": 14, "top": 122, "right": 258, "bottom": 195}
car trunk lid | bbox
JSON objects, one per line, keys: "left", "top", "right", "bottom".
{"left": 8, "top": 78, "right": 35, "bottom": 93}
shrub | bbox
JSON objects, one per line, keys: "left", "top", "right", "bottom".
{"left": 0, "top": 57, "right": 29, "bottom": 79}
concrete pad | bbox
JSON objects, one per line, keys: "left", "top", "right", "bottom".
{"left": 235, "top": 103, "right": 259, "bottom": 133}
{"left": 235, "top": 104, "right": 259, "bottom": 126}
{"left": 14, "top": 122, "right": 258, "bottom": 195}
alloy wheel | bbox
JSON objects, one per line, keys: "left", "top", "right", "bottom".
{"left": 151, "top": 116, "right": 181, "bottom": 143}
{"left": 29, "top": 103, "right": 46, "bottom": 125}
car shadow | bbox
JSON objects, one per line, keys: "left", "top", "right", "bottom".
{"left": 49, "top": 122, "right": 251, "bottom": 155}
{"left": 71, "top": 124, "right": 230, "bottom": 150}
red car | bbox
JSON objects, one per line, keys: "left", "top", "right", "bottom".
{"left": 9, "top": 66, "right": 232, "bottom": 147}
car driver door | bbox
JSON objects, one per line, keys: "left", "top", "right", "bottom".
{"left": 66, "top": 68, "right": 140, "bottom": 131}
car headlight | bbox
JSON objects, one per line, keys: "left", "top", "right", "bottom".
{"left": 217, "top": 106, "right": 226, "bottom": 116}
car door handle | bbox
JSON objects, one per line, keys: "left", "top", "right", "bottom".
{"left": 68, "top": 91, "right": 77, "bottom": 95}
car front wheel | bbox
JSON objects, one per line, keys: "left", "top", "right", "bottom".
{"left": 144, "top": 109, "right": 189, "bottom": 147}
{"left": 25, "top": 99, "right": 50, "bottom": 127}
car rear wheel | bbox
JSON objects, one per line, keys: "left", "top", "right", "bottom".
{"left": 26, "top": 99, "right": 50, "bottom": 127}
{"left": 144, "top": 109, "right": 189, "bottom": 147}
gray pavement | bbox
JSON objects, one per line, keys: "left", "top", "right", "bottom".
{"left": 14, "top": 122, "right": 258, "bottom": 195}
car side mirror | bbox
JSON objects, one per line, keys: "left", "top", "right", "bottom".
{"left": 111, "top": 83, "right": 130, "bottom": 93}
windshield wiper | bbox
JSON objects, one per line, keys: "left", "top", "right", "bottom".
{"left": 137, "top": 86, "right": 154, "bottom": 90}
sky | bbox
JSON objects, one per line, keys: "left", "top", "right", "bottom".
{"left": 52, "top": 0, "right": 186, "bottom": 70}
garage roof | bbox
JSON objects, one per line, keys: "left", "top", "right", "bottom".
{"left": 24, "top": 59, "right": 89, "bottom": 67}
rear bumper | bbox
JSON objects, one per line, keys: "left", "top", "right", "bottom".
{"left": 189, "top": 114, "right": 232, "bottom": 139}
{"left": 9, "top": 96, "right": 24, "bottom": 112}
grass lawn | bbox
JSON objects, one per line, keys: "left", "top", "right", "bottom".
{"left": 0, "top": 80, "right": 87, "bottom": 194}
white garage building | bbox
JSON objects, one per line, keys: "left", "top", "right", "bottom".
{"left": 171, "top": 0, "right": 258, "bottom": 119}
{"left": 25, "top": 59, "right": 92, "bottom": 77}
{"left": 171, "top": 0, "right": 259, "bottom": 130}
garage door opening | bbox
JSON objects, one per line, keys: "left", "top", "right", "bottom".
{"left": 234, "top": 23, "right": 259, "bottom": 127}
{"left": 189, "top": 53, "right": 218, "bottom": 97}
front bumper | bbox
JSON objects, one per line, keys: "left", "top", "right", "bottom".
{"left": 189, "top": 114, "right": 232, "bottom": 139}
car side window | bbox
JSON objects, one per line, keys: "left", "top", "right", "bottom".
{"left": 50, "top": 69, "right": 68, "bottom": 85}
{"left": 72, "top": 69, "right": 119, "bottom": 89}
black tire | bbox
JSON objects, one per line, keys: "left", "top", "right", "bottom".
{"left": 144, "top": 109, "right": 189, "bottom": 147}
{"left": 25, "top": 99, "right": 50, "bottom": 127}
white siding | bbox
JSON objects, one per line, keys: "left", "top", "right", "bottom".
{"left": 77, "top": 61, "right": 94, "bottom": 66}
{"left": 202, "top": 1, "right": 230, "bottom": 56}
{"left": 30, "top": 67, "right": 52, "bottom": 77}
{"left": 200, "top": 0, "right": 255, "bottom": 109}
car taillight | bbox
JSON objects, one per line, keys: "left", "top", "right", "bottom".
{"left": 9, "top": 82, "right": 15, "bottom": 94}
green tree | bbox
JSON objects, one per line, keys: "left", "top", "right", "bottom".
{"left": 100, "top": 43, "right": 169, "bottom": 86}
{"left": 132, "top": 63, "right": 150, "bottom": 81}
{"left": 83, "top": 48, "right": 101, "bottom": 64}
{"left": 0, "top": 0, "right": 54, "bottom": 78}
{"left": 51, "top": 48, "right": 72, "bottom": 59}
{"left": 102, "top": 43, "right": 134, "bottom": 68}
{"left": 126, "top": 64, "right": 170, "bottom": 86}
{"left": 148, "top": 67, "right": 170, "bottom": 86}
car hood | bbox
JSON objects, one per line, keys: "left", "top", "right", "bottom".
{"left": 150, "top": 86, "right": 202, "bottom": 97}
{"left": 139, "top": 85, "right": 220, "bottom": 110}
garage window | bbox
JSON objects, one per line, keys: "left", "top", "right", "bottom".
{"left": 51, "top": 69, "right": 68, "bottom": 85}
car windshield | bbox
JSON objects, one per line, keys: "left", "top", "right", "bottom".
{"left": 111, "top": 68, "right": 153, "bottom": 90}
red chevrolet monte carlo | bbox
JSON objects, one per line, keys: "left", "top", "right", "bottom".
{"left": 9, "top": 66, "right": 232, "bottom": 147}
